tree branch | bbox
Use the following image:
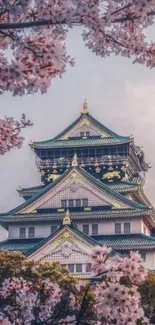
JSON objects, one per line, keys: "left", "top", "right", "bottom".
{"left": 0, "top": 9, "right": 155, "bottom": 31}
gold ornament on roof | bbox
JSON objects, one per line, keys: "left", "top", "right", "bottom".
{"left": 113, "top": 202, "right": 124, "bottom": 209}
{"left": 72, "top": 153, "right": 78, "bottom": 167}
{"left": 82, "top": 99, "right": 88, "bottom": 114}
{"left": 103, "top": 171, "right": 121, "bottom": 180}
{"left": 63, "top": 209, "right": 71, "bottom": 225}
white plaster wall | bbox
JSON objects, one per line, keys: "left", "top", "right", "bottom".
{"left": 141, "top": 220, "right": 151, "bottom": 236}
{"left": 76, "top": 218, "right": 142, "bottom": 235}
{"left": 8, "top": 218, "right": 146, "bottom": 239}
{"left": 143, "top": 251, "right": 155, "bottom": 270}
{"left": 8, "top": 223, "right": 60, "bottom": 239}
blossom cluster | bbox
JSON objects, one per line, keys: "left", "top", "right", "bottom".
{"left": 0, "top": 114, "right": 32, "bottom": 155}
{"left": 1, "top": 0, "right": 155, "bottom": 95}
{"left": 0, "top": 246, "right": 150, "bottom": 325}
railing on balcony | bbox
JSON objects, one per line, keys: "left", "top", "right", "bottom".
{"left": 36, "top": 155, "right": 129, "bottom": 169}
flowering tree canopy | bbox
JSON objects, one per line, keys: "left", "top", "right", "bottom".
{"left": 0, "top": 0, "right": 155, "bottom": 96}
{"left": 0, "top": 247, "right": 150, "bottom": 325}
{"left": 0, "top": 114, "right": 32, "bottom": 155}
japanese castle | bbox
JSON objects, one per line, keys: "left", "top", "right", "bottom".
{"left": 0, "top": 101, "right": 155, "bottom": 275}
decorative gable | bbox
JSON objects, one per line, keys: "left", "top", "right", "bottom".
{"left": 17, "top": 168, "right": 131, "bottom": 214}
{"left": 28, "top": 227, "right": 93, "bottom": 265}
{"left": 59, "top": 115, "right": 112, "bottom": 140}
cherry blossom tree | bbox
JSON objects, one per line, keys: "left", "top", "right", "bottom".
{"left": 0, "top": 247, "right": 150, "bottom": 325}
{"left": 1, "top": 0, "right": 155, "bottom": 96}
{"left": 0, "top": 114, "right": 32, "bottom": 155}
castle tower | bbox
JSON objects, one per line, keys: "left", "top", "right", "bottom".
{"left": 0, "top": 101, "right": 155, "bottom": 274}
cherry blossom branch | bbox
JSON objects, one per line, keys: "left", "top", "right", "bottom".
{"left": 0, "top": 114, "right": 32, "bottom": 155}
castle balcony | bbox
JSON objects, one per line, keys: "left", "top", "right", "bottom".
{"left": 35, "top": 154, "right": 129, "bottom": 170}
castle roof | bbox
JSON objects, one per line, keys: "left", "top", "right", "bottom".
{"left": 30, "top": 111, "right": 131, "bottom": 150}
{"left": 1, "top": 233, "right": 155, "bottom": 255}
{"left": 0, "top": 166, "right": 149, "bottom": 218}
{"left": 18, "top": 181, "right": 140, "bottom": 198}
{"left": 93, "top": 233, "right": 155, "bottom": 250}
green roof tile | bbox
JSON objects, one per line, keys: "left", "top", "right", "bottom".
{"left": 18, "top": 181, "right": 139, "bottom": 198}
{"left": 0, "top": 238, "right": 42, "bottom": 253}
{"left": 0, "top": 209, "right": 148, "bottom": 223}
{"left": 0, "top": 167, "right": 148, "bottom": 218}
{"left": 30, "top": 113, "right": 130, "bottom": 149}
{"left": 1, "top": 234, "right": 155, "bottom": 255}
{"left": 93, "top": 234, "right": 155, "bottom": 249}
{"left": 30, "top": 137, "right": 130, "bottom": 149}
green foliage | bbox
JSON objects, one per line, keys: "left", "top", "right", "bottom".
{"left": 0, "top": 251, "right": 76, "bottom": 289}
{"left": 139, "top": 271, "right": 155, "bottom": 324}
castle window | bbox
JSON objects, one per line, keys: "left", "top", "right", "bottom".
{"left": 61, "top": 200, "right": 67, "bottom": 208}
{"left": 83, "top": 224, "right": 89, "bottom": 235}
{"left": 19, "top": 227, "right": 26, "bottom": 239}
{"left": 140, "top": 252, "right": 146, "bottom": 262}
{"left": 68, "top": 264, "right": 74, "bottom": 273}
{"left": 76, "top": 199, "right": 81, "bottom": 207}
{"left": 76, "top": 264, "right": 82, "bottom": 273}
{"left": 115, "top": 223, "right": 121, "bottom": 234}
{"left": 80, "top": 132, "right": 84, "bottom": 137}
{"left": 51, "top": 225, "right": 57, "bottom": 234}
{"left": 28, "top": 227, "right": 35, "bottom": 238}
{"left": 92, "top": 224, "right": 98, "bottom": 235}
{"left": 83, "top": 198, "right": 88, "bottom": 207}
{"left": 124, "top": 223, "right": 130, "bottom": 234}
{"left": 86, "top": 263, "right": 91, "bottom": 273}
{"left": 68, "top": 199, "right": 74, "bottom": 208}
{"left": 86, "top": 131, "right": 90, "bottom": 137}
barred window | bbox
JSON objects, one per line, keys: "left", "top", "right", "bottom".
{"left": 124, "top": 223, "right": 130, "bottom": 234}
{"left": 83, "top": 224, "right": 89, "bottom": 235}
{"left": 76, "top": 264, "right": 82, "bottom": 273}
{"left": 80, "top": 132, "right": 84, "bottom": 137}
{"left": 19, "top": 227, "right": 26, "bottom": 239}
{"left": 115, "top": 223, "right": 121, "bottom": 234}
{"left": 92, "top": 224, "right": 98, "bottom": 235}
{"left": 83, "top": 198, "right": 88, "bottom": 207}
{"left": 68, "top": 199, "right": 74, "bottom": 208}
{"left": 51, "top": 225, "right": 57, "bottom": 234}
{"left": 68, "top": 264, "right": 74, "bottom": 273}
{"left": 76, "top": 199, "right": 81, "bottom": 207}
{"left": 86, "top": 131, "right": 90, "bottom": 137}
{"left": 28, "top": 227, "right": 35, "bottom": 238}
{"left": 61, "top": 200, "right": 67, "bottom": 208}
{"left": 86, "top": 263, "right": 91, "bottom": 272}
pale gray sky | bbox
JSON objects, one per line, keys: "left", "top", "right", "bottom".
{"left": 1, "top": 28, "right": 155, "bottom": 240}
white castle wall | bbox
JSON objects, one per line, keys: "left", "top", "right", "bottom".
{"left": 8, "top": 218, "right": 150, "bottom": 239}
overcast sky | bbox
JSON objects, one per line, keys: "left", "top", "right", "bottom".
{"left": 1, "top": 27, "right": 155, "bottom": 240}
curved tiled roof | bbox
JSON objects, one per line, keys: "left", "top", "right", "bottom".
{"left": 0, "top": 208, "right": 149, "bottom": 223}
{"left": 0, "top": 238, "right": 42, "bottom": 254}
{"left": 30, "top": 137, "right": 131, "bottom": 149}
{"left": 0, "top": 167, "right": 148, "bottom": 217}
{"left": 93, "top": 234, "right": 155, "bottom": 249}
{"left": 30, "top": 113, "right": 130, "bottom": 149}
{"left": 1, "top": 234, "right": 155, "bottom": 255}
{"left": 108, "top": 181, "right": 139, "bottom": 192}
{"left": 18, "top": 185, "right": 43, "bottom": 197}
{"left": 18, "top": 181, "right": 139, "bottom": 198}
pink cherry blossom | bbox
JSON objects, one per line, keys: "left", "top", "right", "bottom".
{"left": 0, "top": 114, "right": 32, "bottom": 155}
{"left": 0, "top": 247, "right": 150, "bottom": 325}
{"left": 1, "top": 1, "right": 155, "bottom": 95}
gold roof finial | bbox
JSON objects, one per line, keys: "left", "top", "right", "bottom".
{"left": 82, "top": 99, "right": 88, "bottom": 114}
{"left": 63, "top": 209, "right": 71, "bottom": 225}
{"left": 72, "top": 153, "right": 78, "bottom": 167}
